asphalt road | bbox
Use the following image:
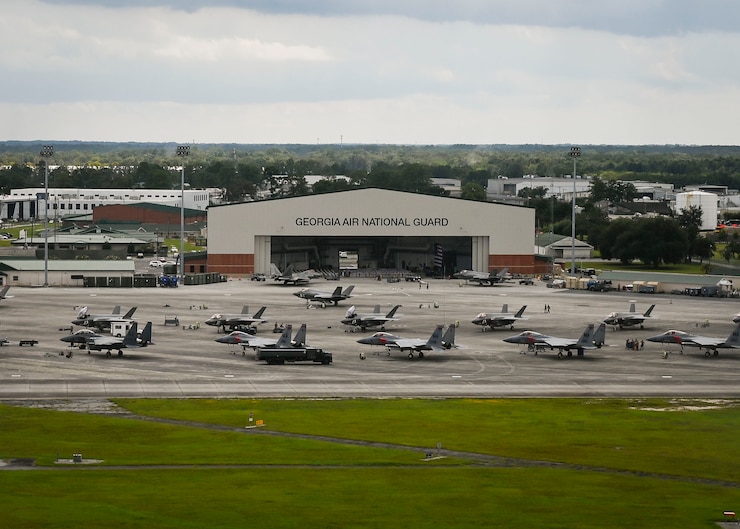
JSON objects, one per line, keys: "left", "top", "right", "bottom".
{"left": 1, "top": 276, "right": 739, "bottom": 399}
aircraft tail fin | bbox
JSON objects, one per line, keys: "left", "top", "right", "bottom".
{"left": 292, "top": 323, "right": 307, "bottom": 347}
{"left": 331, "top": 286, "right": 342, "bottom": 297}
{"left": 342, "top": 285, "right": 354, "bottom": 297}
{"left": 0, "top": 285, "right": 10, "bottom": 299}
{"left": 425, "top": 325, "right": 445, "bottom": 349}
{"left": 514, "top": 305, "right": 527, "bottom": 318}
{"left": 497, "top": 267, "right": 509, "bottom": 278}
{"left": 575, "top": 324, "right": 597, "bottom": 349}
{"left": 252, "top": 306, "right": 267, "bottom": 320}
{"left": 122, "top": 322, "right": 139, "bottom": 347}
{"left": 629, "top": 302, "right": 636, "bottom": 313}
{"left": 274, "top": 324, "right": 293, "bottom": 347}
{"left": 386, "top": 305, "right": 402, "bottom": 318}
{"left": 643, "top": 304, "right": 655, "bottom": 317}
{"left": 112, "top": 305, "right": 121, "bottom": 315}
{"left": 241, "top": 305, "right": 250, "bottom": 314}
{"left": 592, "top": 322, "right": 606, "bottom": 347}
{"left": 372, "top": 305, "right": 381, "bottom": 314}
{"left": 122, "top": 307, "right": 137, "bottom": 319}
{"left": 441, "top": 324, "right": 456, "bottom": 349}
{"left": 725, "top": 324, "right": 740, "bottom": 347}
{"left": 501, "top": 304, "right": 509, "bottom": 314}
{"left": 138, "top": 322, "right": 153, "bottom": 346}
{"left": 270, "top": 263, "right": 282, "bottom": 278}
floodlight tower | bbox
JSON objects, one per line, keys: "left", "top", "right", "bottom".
{"left": 40, "top": 145, "right": 54, "bottom": 287}
{"left": 569, "top": 146, "right": 581, "bottom": 274}
{"left": 176, "top": 145, "right": 190, "bottom": 283}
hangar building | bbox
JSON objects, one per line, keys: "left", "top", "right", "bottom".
{"left": 207, "top": 188, "right": 535, "bottom": 277}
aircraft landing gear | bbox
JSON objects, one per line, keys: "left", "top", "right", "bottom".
{"left": 418, "top": 352, "right": 424, "bottom": 359}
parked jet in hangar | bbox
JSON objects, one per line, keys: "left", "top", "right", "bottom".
{"left": 72, "top": 306, "right": 137, "bottom": 330}
{"left": 471, "top": 304, "right": 528, "bottom": 330}
{"left": 646, "top": 326, "right": 740, "bottom": 357}
{"left": 205, "top": 306, "right": 268, "bottom": 332}
{"left": 294, "top": 285, "right": 354, "bottom": 306}
{"left": 357, "top": 324, "right": 460, "bottom": 359}
{"left": 215, "top": 323, "right": 306, "bottom": 354}
{"left": 603, "top": 303, "right": 655, "bottom": 329}
{"left": 502, "top": 323, "right": 607, "bottom": 357}
{"left": 342, "top": 304, "right": 402, "bottom": 331}
{"left": 270, "top": 264, "right": 322, "bottom": 285}
{"left": 61, "top": 321, "right": 153, "bottom": 357}
{"left": 452, "top": 268, "right": 509, "bottom": 286}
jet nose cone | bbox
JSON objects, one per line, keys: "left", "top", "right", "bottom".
{"left": 215, "top": 336, "right": 234, "bottom": 344}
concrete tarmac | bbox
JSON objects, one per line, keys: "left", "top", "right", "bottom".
{"left": 1, "top": 276, "right": 739, "bottom": 399}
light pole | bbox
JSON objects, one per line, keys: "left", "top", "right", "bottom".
{"left": 40, "top": 145, "right": 54, "bottom": 287}
{"left": 176, "top": 145, "right": 190, "bottom": 283}
{"left": 569, "top": 146, "right": 581, "bottom": 275}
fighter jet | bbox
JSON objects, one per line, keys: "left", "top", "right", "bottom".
{"left": 341, "top": 304, "right": 402, "bottom": 331}
{"left": 471, "top": 304, "right": 528, "bottom": 331}
{"left": 646, "top": 326, "right": 740, "bottom": 357}
{"left": 60, "top": 328, "right": 102, "bottom": 347}
{"left": 205, "top": 306, "right": 268, "bottom": 333}
{"left": 294, "top": 285, "right": 354, "bottom": 307}
{"left": 215, "top": 323, "right": 306, "bottom": 355}
{"left": 72, "top": 306, "right": 137, "bottom": 330}
{"left": 452, "top": 267, "right": 509, "bottom": 286}
{"left": 270, "top": 264, "right": 322, "bottom": 285}
{"left": 502, "top": 323, "right": 607, "bottom": 358}
{"left": 357, "top": 324, "right": 460, "bottom": 359}
{"left": 603, "top": 303, "right": 655, "bottom": 329}
{"left": 61, "top": 321, "right": 153, "bottom": 357}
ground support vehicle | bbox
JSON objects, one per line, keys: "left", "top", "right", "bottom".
{"left": 255, "top": 347, "right": 333, "bottom": 365}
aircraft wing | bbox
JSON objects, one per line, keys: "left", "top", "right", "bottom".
{"left": 390, "top": 338, "right": 427, "bottom": 350}
{"left": 682, "top": 335, "right": 722, "bottom": 347}
{"left": 539, "top": 336, "right": 576, "bottom": 348}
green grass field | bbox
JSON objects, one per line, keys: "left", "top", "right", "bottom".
{"left": 1, "top": 398, "right": 738, "bottom": 528}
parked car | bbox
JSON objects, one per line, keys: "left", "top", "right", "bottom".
{"left": 149, "top": 260, "right": 164, "bottom": 267}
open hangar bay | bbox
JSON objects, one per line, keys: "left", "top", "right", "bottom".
{"left": 0, "top": 277, "right": 739, "bottom": 399}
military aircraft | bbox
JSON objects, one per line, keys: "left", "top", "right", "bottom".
{"left": 357, "top": 324, "right": 460, "bottom": 359}
{"left": 215, "top": 323, "right": 306, "bottom": 354}
{"left": 61, "top": 321, "right": 153, "bottom": 357}
{"left": 452, "top": 267, "right": 509, "bottom": 286}
{"left": 502, "top": 323, "right": 607, "bottom": 358}
{"left": 60, "top": 328, "right": 102, "bottom": 347}
{"left": 294, "top": 285, "right": 354, "bottom": 306}
{"left": 71, "top": 306, "right": 137, "bottom": 330}
{"left": 603, "top": 303, "right": 655, "bottom": 329}
{"left": 471, "top": 304, "right": 528, "bottom": 331}
{"left": 646, "top": 326, "right": 740, "bottom": 357}
{"left": 270, "top": 264, "right": 322, "bottom": 285}
{"left": 205, "top": 306, "right": 268, "bottom": 332}
{"left": 341, "top": 304, "right": 402, "bottom": 331}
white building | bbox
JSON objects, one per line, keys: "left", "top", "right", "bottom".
{"left": 7, "top": 187, "right": 223, "bottom": 221}
{"left": 674, "top": 191, "right": 719, "bottom": 231}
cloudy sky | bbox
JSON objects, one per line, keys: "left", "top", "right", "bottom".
{"left": 3, "top": 0, "right": 740, "bottom": 145}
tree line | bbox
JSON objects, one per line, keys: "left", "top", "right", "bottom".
{"left": 2, "top": 142, "right": 739, "bottom": 269}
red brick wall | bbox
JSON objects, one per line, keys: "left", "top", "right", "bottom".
{"left": 208, "top": 254, "right": 254, "bottom": 275}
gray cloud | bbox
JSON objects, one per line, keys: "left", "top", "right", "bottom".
{"left": 39, "top": 0, "right": 740, "bottom": 36}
